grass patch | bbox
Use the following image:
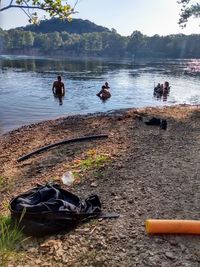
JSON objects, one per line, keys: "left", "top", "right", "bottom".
{"left": 0, "top": 176, "right": 14, "bottom": 192}
{"left": 0, "top": 176, "right": 7, "bottom": 187}
{"left": 75, "top": 154, "right": 110, "bottom": 171}
{"left": 0, "top": 215, "right": 24, "bottom": 251}
{"left": 0, "top": 214, "right": 25, "bottom": 266}
{"left": 65, "top": 149, "right": 112, "bottom": 183}
{"left": 1, "top": 200, "right": 10, "bottom": 212}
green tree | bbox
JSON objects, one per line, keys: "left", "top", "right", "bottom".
{"left": 24, "top": 31, "right": 34, "bottom": 47}
{"left": 5, "top": 29, "right": 22, "bottom": 49}
{"left": 34, "top": 33, "right": 46, "bottom": 47}
{"left": 35, "top": 33, "right": 51, "bottom": 51}
{"left": 61, "top": 31, "right": 70, "bottom": 43}
{"left": 127, "top": 31, "right": 147, "bottom": 56}
{"left": 48, "top": 32, "right": 63, "bottom": 49}
{"left": 0, "top": 0, "right": 78, "bottom": 24}
{"left": 178, "top": 0, "right": 200, "bottom": 27}
{"left": 101, "top": 32, "right": 126, "bottom": 57}
{"left": 81, "top": 33, "right": 103, "bottom": 52}
{"left": 0, "top": 28, "right": 5, "bottom": 52}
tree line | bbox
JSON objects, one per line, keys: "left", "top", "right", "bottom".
{"left": 0, "top": 27, "right": 200, "bottom": 58}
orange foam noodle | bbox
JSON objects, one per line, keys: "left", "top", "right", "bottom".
{"left": 146, "top": 219, "right": 200, "bottom": 234}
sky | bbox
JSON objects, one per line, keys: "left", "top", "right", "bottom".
{"left": 0, "top": 0, "right": 200, "bottom": 36}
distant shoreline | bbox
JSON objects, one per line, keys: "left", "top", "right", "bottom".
{"left": 1, "top": 53, "right": 199, "bottom": 61}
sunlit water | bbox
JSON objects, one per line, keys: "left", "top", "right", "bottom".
{"left": 0, "top": 56, "right": 200, "bottom": 134}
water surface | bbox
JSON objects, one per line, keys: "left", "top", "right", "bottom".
{"left": 0, "top": 56, "right": 200, "bottom": 134}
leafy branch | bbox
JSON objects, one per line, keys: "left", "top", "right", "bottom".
{"left": 0, "top": 0, "right": 79, "bottom": 24}
{"left": 178, "top": 0, "right": 200, "bottom": 27}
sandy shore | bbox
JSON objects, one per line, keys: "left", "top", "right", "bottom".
{"left": 0, "top": 104, "right": 200, "bottom": 266}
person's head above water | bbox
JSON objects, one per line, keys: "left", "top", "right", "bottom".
{"left": 105, "top": 82, "right": 110, "bottom": 88}
{"left": 164, "top": 81, "right": 169, "bottom": 87}
{"left": 57, "top": 75, "right": 62, "bottom": 81}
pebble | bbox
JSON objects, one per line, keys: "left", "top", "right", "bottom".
{"left": 169, "top": 239, "right": 177, "bottom": 246}
{"left": 180, "top": 244, "right": 186, "bottom": 252}
{"left": 165, "top": 252, "right": 175, "bottom": 260}
{"left": 27, "top": 247, "right": 38, "bottom": 253}
{"left": 91, "top": 182, "right": 98, "bottom": 187}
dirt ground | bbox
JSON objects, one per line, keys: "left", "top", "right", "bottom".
{"left": 0, "top": 105, "right": 200, "bottom": 267}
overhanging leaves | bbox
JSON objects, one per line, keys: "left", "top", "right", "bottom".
{"left": 0, "top": 0, "right": 78, "bottom": 24}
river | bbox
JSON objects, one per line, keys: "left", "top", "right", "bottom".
{"left": 0, "top": 55, "right": 200, "bottom": 133}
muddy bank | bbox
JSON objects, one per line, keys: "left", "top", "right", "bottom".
{"left": 0, "top": 105, "right": 200, "bottom": 266}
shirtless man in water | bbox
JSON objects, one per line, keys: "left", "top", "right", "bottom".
{"left": 96, "top": 82, "right": 111, "bottom": 100}
{"left": 52, "top": 76, "right": 65, "bottom": 96}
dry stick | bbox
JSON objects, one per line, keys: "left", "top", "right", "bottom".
{"left": 17, "top": 134, "right": 108, "bottom": 162}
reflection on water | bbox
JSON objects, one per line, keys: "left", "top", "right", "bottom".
{"left": 1, "top": 56, "right": 109, "bottom": 75}
{"left": 185, "top": 59, "right": 200, "bottom": 73}
{"left": 0, "top": 56, "right": 200, "bottom": 133}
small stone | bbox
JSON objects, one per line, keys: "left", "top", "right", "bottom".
{"left": 165, "top": 252, "right": 175, "bottom": 260}
{"left": 116, "top": 163, "right": 123, "bottom": 169}
{"left": 155, "top": 238, "right": 164, "bottom": 244}
{"left": 91, "top": 182, "right": 98, "bottom": 187}
{"left": 169, "top": 239, "right": 177, "bottom": 246}
{"left": 35, "top": 259, "right": 42, "bottom": 264}
{"left": 161, "top": 262, "right": 169, "bottom": 267}
{"left": 180, "top": 244, "right": 186, "bottom": 252}
{"left": 27, "top": 247, "right": 38, "bottom": 253}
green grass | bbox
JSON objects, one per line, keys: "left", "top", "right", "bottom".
{"left": 0, "top": 176, "right": 6, "bottom": 187}
{"left": 0, "top": 215, "right": 24, "bottom": 251}
{"left": 0, "top": 214, "right": 25, "bottom": 266}
{"left": 1, "top": 200, "right": 10, "bottom": 211}
{"left": 0, "top": 176, "right": 14, "bottom": 192}
{"left": 75, "top": 154, "right": 110, "bottom": 171}
{"left": 68, "top": 153, "right": 111, "bottom": 183}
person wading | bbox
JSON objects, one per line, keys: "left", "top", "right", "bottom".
{"left": 52, "top": 75, "right": 65, "bottom": 96}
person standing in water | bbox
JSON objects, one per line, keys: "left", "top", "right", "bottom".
{"left": 163, "top": 81, "right": 170, "bottom": 94}
{"left": 52, "top": 75, "right": 65, "bottom": 96}
{"left": 96, "top": 81, "right": 111, "bottom": 100}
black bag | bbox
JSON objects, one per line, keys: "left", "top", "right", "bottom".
{"left": 145, "top": 117, "right": 167, "bottom": 130}
{"left": 10, "top": 183, "right": 101, "bottom": 236}
{"left": 145, "top": 117, "right": 161, "bottom": 126}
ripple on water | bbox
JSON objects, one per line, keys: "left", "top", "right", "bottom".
{"left": 0, "top": 57, "right": 200, "bottom": 133}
